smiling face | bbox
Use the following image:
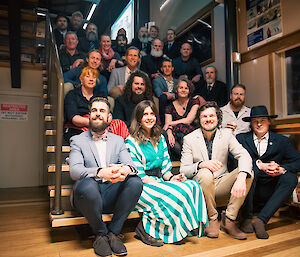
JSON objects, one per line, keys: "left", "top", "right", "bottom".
{"left": 200, "top": 107, "right": 219, "bottom": 132}
{"left": 141, "top": 106, "right": 157, "bottom": 133}
{"left": 126, "top": 49, "right": 140, "bottom": 69}
{"left": 131, "top": 76, "right": 146, "bottom": 95}
{"left": 87, "top": 51, "right": 101, "bottom": 69}
{"left": 161, "top": 60, "right": 174, "bottom": 76}
{"left": 230, "top": 86, "right": 245, "bottom": 108}
{"left": 251, "top": 117, "right": 270, "bottom": 138}
{"left": 177, "top": 80, "right": 190, "bottom": 99}
{"left": 81, "top": 71, "right": 97, "bottom": 89}
{"left": 100, "top": 35, "right": 111, "bottom": 52}
{"left": 89, "top": 101, "right": 111, "bottom": 132}
{"left": 65, "top": 33, "right": 78, "bottom": 50}
{"left": 149, "top": 27, "right": 158, "bottom": 39}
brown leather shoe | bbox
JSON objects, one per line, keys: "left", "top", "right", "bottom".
{"left": 205, "top": 219, "right": 220, "bottom": 238}
{"left": 240, "top": 219, "right": 254, "bottom": 233}
{"left": 135, "top": 221, "right": 164, "bottom": 247}
{"left": 220, "top": 211, "right": 247, "bottom": 240}
{"left": 253, "top": 218, "right": 269, "bottom": 239}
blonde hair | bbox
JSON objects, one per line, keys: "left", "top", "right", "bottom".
{"left": 80, "top": 67, "right": 99, "bottom": 85}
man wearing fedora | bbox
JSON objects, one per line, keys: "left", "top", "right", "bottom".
{"left": 236, "top": 105, "right": 300, "bottom": 239}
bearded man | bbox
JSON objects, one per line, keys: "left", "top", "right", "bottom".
{"left": 78, "top": 23, "right": 100, "bottom": 54}
{"left": 180, "top": 101, "right": 253, "bottom": 240}
{"left": 140, "top": 39, "right": 164, "bottom": 80}
{"left": 130, "top": 26, "right": 151, "bottom": 56}
{"left": 221, "top": 84, "right": 251, "bottom": 135}
{"left": 113, "top": 71, "right": 154, "bottom": 127}
{"left": 69, "top": 97, "right": 143, "bottom": 257}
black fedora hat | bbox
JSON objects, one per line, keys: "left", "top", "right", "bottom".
{"left": 242, "top": 105, "right": 278, "bottom": 122}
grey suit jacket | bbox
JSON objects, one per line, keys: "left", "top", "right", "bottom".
{"left": 107, "top": 66, "right": 127, "bottom": 92}
{"left": 69, "top": 130, "right": 135, "bottom": 181}
{"left": 152, "top": 76, "right": 178, "bottom": 98}
{"left": 180, "top": 128, "right": 252, "bottom": 179}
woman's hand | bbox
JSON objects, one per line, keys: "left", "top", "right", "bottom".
{"left": 167, "top": 130, "right": 175, "bottom": 148}
{"left": 108, "top": 59, "right": 117, "bottom": 72}
{"left": 170, "top": 173, "right": 187, "bottom": 182}
{"left": 142, "top": 176, "right": 157, "bottom": 184}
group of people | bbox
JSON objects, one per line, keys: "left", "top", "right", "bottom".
{"left": 52, "top": 16, "right": 300, "bottom": 257}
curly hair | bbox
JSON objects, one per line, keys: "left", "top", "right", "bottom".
{"left": 173, "top": 78, "right": 194, "bottom": 99}
{"left": 197, "top": 101, "right": 222, "bottom": 128}
{"left": 130, "top": 100, "right": 161, "bottom": 145}
{"left": 123, "top": 71, "right": 153, "bottom": 103}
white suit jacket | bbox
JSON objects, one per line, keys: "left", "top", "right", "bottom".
{"left": 180, "top": 128, "right": 252, "bottom": 179}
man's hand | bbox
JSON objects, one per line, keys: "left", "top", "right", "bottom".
{"left": 151, "top": 72, "right": 162, "bottom": 79}
{"left": 170, "top": 173, "right": 187, "bottom": 182}
{"left": 265, "top": 166, "right": 285, "bottom": 177}
{"left": 257, "top": 160, "right": 280, "bottom": 174}
{"left": 70, "top": 59, "right": 84, "bottom": 69}
{"left": 97, "top": 166, "right": 122, "bottom": 182}
{"left": 225, "top": 122, "right": 237, "bottom": 132}
{"left": 142, "top": 176, "right": 157, "bottom": 184}
{"left": 163, "top": 92, "right": 175, "bottom": 100}
{"left": 199, "top": 160, "right": 223, "bottom": 173}
{"left": 231, "top": 172, "right": 247, "bottom": 198}
{"left": 191, "top": 74, "right": 201, "bottom": 83}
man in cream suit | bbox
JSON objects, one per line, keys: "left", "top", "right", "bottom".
{"left": 69, "top": 97, "right": 143, "bottom": 257}
{"left": 107, "top": 46, "right": 141, "bottom": 99}
{"left": 180, "top": 101, "right": 253, "bottom": 240}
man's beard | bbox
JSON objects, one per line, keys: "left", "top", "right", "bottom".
{"left": 200, "top": 122, "right": 218, "bottom": 132}
{"left": 116, "top": 45, "right": 127, "bottom": 54}
{"left": 151, "top": 48, "right": 163, "bottom": 58}
{"left": 131, "top": 92, "right": 146, "bottom": 105}
{"left": 206, "top": 77, "right": 215, "bottom": 84}
{"left": 87, "top": 32, "right": 98, "bottom": 42}
{"left": 139, "top": 35, "right": 148, "bottom": 44}
{"left": 230, "top": 98, "right": 244, "bottom": 109}
{"left": 89, "top": 118, "right": 109, "bottom": 132}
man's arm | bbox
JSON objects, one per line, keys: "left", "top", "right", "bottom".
{"left": 107, "top": 68, "right": 120, "bottom": 92}
{"left": 63, "top": 67, "right": 80, "bottom": 85}
{"left": 152, "top": 78, "right": 164, "bottom": 98}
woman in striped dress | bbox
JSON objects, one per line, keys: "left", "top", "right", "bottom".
{"left": 125, "top": 100, "right": 208, "bottom": 246}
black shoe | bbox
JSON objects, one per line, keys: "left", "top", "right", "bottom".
{"left": 93, "top": 235, "right": 112, "bottom": 257}
{"left": 135, "top": 221, "right": 164, "bottom": 247}
{"left": 107, "top": 232, "right": 127, "bottom": 256}
{"left": 240, "top": 219, "right": 254, "bottom": 233}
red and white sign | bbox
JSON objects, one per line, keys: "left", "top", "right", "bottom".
{"left": 0, "top": 103, "right": 28, "bottom": 121}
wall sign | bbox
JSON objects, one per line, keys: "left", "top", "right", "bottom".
{"left": 246, "top": 0, "right": 282, "bottom": 50}
{"left": 0, "top": 103, "right": 28, "bottom": 121}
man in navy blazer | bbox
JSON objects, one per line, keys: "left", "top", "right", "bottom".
{"left": 69, "top": 97, "right": 143, "bottom": 257}
{"left": 236, "top": 105, "right": 300, "bottom": 239}
{"left": 153, "top": 59, "right": 177, "bottom": 124}
{"left": 163, "top": 29, "right": 181, "bottom": 60}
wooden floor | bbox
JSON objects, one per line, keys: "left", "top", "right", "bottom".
{"left": 0, "top": 191, "right": 299, "bottom": 257}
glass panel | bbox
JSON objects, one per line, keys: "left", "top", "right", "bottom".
{"left": 285, "top": 46, "right": 300, "bottom": 115}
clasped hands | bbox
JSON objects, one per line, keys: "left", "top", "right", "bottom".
{"left": 257, "top": 160, "right": 285, "bottom": 176}
{"left": 97, "top": 164, "right": 131, "bottom": 183}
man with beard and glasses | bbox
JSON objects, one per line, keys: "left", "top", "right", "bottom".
{"left": 194, "top": 66, "right": 228, "bottom": 107}
{"left": 180, "top": 101, "right": 253, "bottom": 240}
{"left": 113, "top": 71, "right": 154, "bottom": 128}
{"left": 69, "top": 97, "right": 143, "bottom": 257}
{"left": 140, "top": 39, "right": 164, "bottom": 80}
{"left": 78, "top": 23, "right": 100, "bottom": 54}
{"left": 130, "top": 26, "right": 150, "bottom": 56}
{"left": 221, "top": 84, "right": 251, "bottom": 135}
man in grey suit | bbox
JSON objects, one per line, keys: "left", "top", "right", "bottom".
{"left": 69, "top": 97, "right": 143, "bottom": 257}
{"left": 107, "top": 46, "right": 141, "bottom": 99}
{"left": 180, "top": 101, "right": 253, "bottom": 240}
{"left": 152, "top": 59, "right": 177, "bottom": 124}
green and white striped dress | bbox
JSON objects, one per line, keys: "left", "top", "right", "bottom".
{"left": 125, "top": 135, "right": 208, "bottom": 243}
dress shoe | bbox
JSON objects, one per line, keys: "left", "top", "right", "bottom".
{"left": 107, "top": 232, "right": 127, "bottom": 256}
{"left": 240, "top": 219, "right": 254, "bottom": 233}
{"left": 253, "top": 218, "right": 269, "bottom": 239}
{"left": 205, "top": 219, "right": 220, "bottom": 238}
{"left": 220, "top": 211, "right": 247, "bottom": 240}
{"left": 93, "top": 235, "right": 112, "bottom": 257}
{"left": 135, "top": 220, "right": 164, "bottom": 247}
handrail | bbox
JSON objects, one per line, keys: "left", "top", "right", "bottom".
{"left": 45, "top": 12, "right": 64, "bottom": 215}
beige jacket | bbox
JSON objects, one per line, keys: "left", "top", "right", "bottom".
{"left": 180, "top": 128, "right": 252, "bottom": 179}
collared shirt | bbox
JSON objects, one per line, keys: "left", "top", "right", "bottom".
{"left": 207, "top": 82, "right": 214, "bottom": 91}
{"left": 203, "top": 131, "right": 216, "bottom": 160}
{"left": 93, "top": 131, "right": 107, "bottom": 181}
{"left": 253, "top": 132, "right": 269, "bottom": 156}
{"left": 163, "top": 76, "right": 175, "bottom": 92}
{"left": 125, "top": 66, "right": 137, "bottom": 83}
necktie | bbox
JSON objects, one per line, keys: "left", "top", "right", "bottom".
{"left": 208, "top": 84, "right": 212, "bottom": 91}
{"left": 168, "top": 43, "right": 172, "bottom": 50}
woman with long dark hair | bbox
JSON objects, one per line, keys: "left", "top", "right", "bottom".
{"left": 125, "top": 100, "right": 208, "bottom": 246}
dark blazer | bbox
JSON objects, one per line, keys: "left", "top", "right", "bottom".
{"left": 77, "top": 36, "right": 99, "bottom": 54}
{"left": 236, "top": 131, "right": 300, "bottom": 175}
{"left": 140, "top": 55, "right": 164, "bottom": 78}
{"left": 172, "top": 56, "right": 203, "bottom": 80}
{"left": 163, "top": 41, "right": 181, "bottom": 60}
{"left": 130, "top": 38, "right": 151, "bottom": 54}
{"left": 53, "top": 28, "right": 65, "bottom": 49}
{"left": 112, "top": 95, "right": 135, "bottom": 128}
{"left": 194, "top": 80, "right": 228, "bottom": 107}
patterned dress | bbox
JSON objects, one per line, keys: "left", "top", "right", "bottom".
{"left": 125, "top": 135, "right": 208, "bottom": 243}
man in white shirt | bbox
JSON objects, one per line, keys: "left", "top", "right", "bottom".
{"left": 69, "top": 97, "right": 143, "bottom": 257}
{"left": 237, "top": 105, "right": 300, "bottom": 239}
{"left": 221, "top": 84, "right": 251, "bottom": 135}
{"left": 107, "top": 46, "right": 141, "bottom": 99}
